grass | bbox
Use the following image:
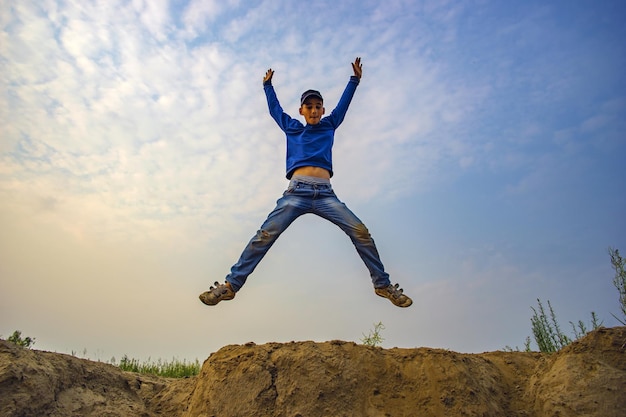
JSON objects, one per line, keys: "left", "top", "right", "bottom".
{"left": 116, "top": 355, "right": 201, "bottom": 378}
{"left": 1, "top": 332, "right": 201, "bottom": 378}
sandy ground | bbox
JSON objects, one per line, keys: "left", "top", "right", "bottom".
{"left": 1, "top": 327, "right": 624, "bottom": 417}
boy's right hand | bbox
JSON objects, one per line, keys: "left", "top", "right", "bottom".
{"left": 263, "top": 69, "right": 274, "bottom": 85}
{"left": 351, "top": 57, "right": 362, "bottom": 79}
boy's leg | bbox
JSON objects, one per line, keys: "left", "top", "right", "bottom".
{"left": 314, "top": 189, "right": 390, "bottom": 288}
{"left": 225, "top": 194, "right": 304, "bottom": 292}
{"left": 200, "top": 193, "right": 305, "bottom": 306}
{"left": 315, "top": 189, "right": 412, "bottom": 307}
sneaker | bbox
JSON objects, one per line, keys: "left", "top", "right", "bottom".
{"left": 375, "top": 283, "right": 413, "bottom": 308}
{"left": 199, "top": 281, "right": 235, "bottom": 306}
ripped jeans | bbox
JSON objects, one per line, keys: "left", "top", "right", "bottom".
{"left": 225, "top": 176, "right": 391, "bottom": 292}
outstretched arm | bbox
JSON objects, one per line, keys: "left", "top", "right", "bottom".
{"left": 325, "top": 59, "right": 361, "bottom": 128}
{"left": 351, "top": 57, "right": 362, "bottom": 80}
{"left": 263, "top": 68, "right": 297, "bottom": 130}
{"left": 263, "top": 68, "right": 274, "bottom": 85}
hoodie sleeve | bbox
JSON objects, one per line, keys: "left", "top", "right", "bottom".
{"left": 325, "top": 76, "right": 360, "bottom": 128}
{"left": 264, "top": 84, "right": 302, "bottom": 132}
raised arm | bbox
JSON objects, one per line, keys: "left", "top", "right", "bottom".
{"left": 263, "top": 68, "right": 300, "bottom": 131}
{"left": 325, "top": 60, "right": 361, "bottom": 128}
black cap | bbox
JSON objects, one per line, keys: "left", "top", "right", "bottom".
{"left": 300, "top": 89, "right": 323, "bottom": 105}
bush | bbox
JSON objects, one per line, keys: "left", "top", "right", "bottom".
{"left": 7, "top": 330, "right": 35, "bottom": 348}
{"left": 529, "top": 299, "right": 602, "bottom": 353}
{"left": 527, "top": 247, "right": 625, "bottom": 353}
{"left": 530, "top": 299, "right": 571, "bottom": 353}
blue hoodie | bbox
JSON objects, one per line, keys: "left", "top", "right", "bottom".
{"left": 264, "top": 76, "right": 360, "bottom": 179}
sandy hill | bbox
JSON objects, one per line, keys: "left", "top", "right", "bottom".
{"left": 1, "top": 327, "right": 625, "bottom": 417}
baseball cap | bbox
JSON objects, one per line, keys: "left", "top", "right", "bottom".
{"left": 300, "top": 89, "right": 323, "bottom": 105}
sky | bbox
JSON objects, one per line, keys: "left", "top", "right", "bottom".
{"left": 1, "top": 0, "right": 625, "bottom": 362}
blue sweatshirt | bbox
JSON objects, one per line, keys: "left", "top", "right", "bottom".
{"left": 264, "top": 76, "right": 360, "bottom": 179}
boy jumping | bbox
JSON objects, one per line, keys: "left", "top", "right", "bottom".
{"left": 199, "top": 58, "right": 412, "bottom": 308}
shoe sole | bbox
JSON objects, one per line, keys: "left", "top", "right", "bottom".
{"left": 199, "top": 291, "right": 235, "bottom": 306}
{"left": 375, "top": 289, "right": 413, "bottom": 308}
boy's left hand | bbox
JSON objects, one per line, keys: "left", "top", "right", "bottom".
{"left": 352, "top": 57, "right": 362, "bottom": 79}
{"left": 263, "top": 68, "right": 274, "bottom": 85}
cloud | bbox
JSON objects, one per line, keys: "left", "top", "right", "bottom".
{"left": 181, "top": 0, "right": 243, "bottom": 40}
{"left": 0, "top": 0, "right": 576, "bottom": 263}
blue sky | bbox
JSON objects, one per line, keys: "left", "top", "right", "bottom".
{"left": 1, "top": 0, "right": 625, "bottom": 361}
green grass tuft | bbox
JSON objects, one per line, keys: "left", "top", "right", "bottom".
{"left": 117, "top": 355, "right": 200, "bottom": 378}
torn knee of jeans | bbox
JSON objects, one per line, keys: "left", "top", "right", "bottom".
{"left": 354, "top": 223, "right": 372, "bottom": 243}
{"left": 257, "top": 229, "right": 272, "bottom": 240}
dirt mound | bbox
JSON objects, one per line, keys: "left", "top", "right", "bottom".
{"left": 0, "top": 339, "right": 193, "bottom": 417}
{"left": 1, "top": 327, "right": 625, "bottom": 417}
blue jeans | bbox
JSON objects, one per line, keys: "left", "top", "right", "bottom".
{"left": 225, "top": 177, "right": 391, "bottom": 291}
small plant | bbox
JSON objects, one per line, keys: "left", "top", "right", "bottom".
{"left": 7, "top": 330, "right": 35, "bottom": 348}
{"left": 525, "top": 248, "right": 626, "bottom": 353}
{"left": 609, "top": 247, "right": 626, "bottom": 325}
{"left": 503, "top": 336, "right": 532, "bottom": 352}
{"left": 361, "top": 321, "right": 385, "bottom": 347}
{"left": 524, "top": 336, "right": 532, "bottom": 352}
{"left": 529, "top": 299, "right": 601, "bottom": 353}
{"left": 570, "top": 311, "right": 602, "bottom": 340}
{"left": 530, "top": 299, "right": 571, "bottom": 353}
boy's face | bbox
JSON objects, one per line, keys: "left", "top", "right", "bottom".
{"left": 299, "top": 98, "right": 325, "bottom": 125}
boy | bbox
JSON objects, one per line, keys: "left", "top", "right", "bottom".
{"left": 199, "top": 58, "right": 412, "bottom": 308}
